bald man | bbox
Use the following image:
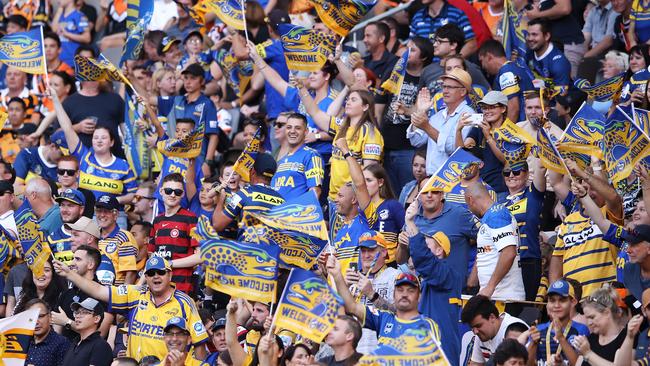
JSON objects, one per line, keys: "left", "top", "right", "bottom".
{"left": 464, "top": 182, "right": 525, "bottom": 304}
{"left": 24, "top": 177, "right": 62, "bottom": 233}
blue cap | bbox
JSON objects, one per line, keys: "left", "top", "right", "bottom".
{"left": 145, "top": 256, "right": 171, "bottom": 273}
{"left": 394, "top": 272, "right": 420, "bottom": 288}
{"left": 164, "top": 316, "right": 189, "bottom": 333}
{"left": 547, "top": 279, "right": 575, "bottom": 298}
{"left": 95, "top": 194, "right": 119, "bottom": 210}
{"left": 56, "top": 188, "right": 85, "bottom": 206}
{"left": 358, "top": 230, "right": 388, "bottom": 249}
{"left": 50, "top": 130, "right": 68, "bottom": 149}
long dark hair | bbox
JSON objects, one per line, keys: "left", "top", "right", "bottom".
{"left": 281, "top": 343, "right": 312, "bottom": 366}
{"left": 250, "top": 334, "right": 285, "bottom": 366}
{"left": 338, "top": 90, "right": 378, "bottom": 141}
{"left": 14, "top": 258, "right": 66, "bottom": 314}
{"left": 364, "top": 163, "right": 396, "bottom": 200}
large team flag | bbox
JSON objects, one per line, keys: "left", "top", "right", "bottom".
{"left": 277, "top": 24, "right": 337, "bottom": 72}
{"left": 156, "top": 119, "right": 205, "bottom": 159}
{"left": 192, "top": 216, "right": 279, "bottom": 303}
{"left": 0, "top": 226, "right": 18, "bottom": 274}
{"left": 232, "top": 127, "right": 262, "bottom": 182}
{"left": 274, "top": 268, "right": 342, "bottom": 343}
{"left": 420, "top": 148, "right": 482, "bottom": 193}
{"left": 204, "top": 0, "right": 245, "bottom": 30}
{"left": 536, "top": 128, "right": 569, "bottom": 175}
{"left": 358, "top": 328, "right": 450, "bottom": 366}
{"left": 74, "top": 54, "right": 137, "bottom": 91}
{"left": 243, "top": 192, "right": 328, "bottom": 269}
{"left": 602, "top": 106, "right": 650, "bottom": 184}
{"left": 123, "top": 88, "right": 149, "bottom": 179}
{"left": 501, "top": 0, "right": 530, "bottom": 77}
{"left": 0, "top": 27, "right": 46, "bottom": 74}
{"left": 14, "top": 200, "right": 52, "bottom": 278}
{"left": 309, "top": 0, "right": 378, "bottom": 36}
{"left": 574, "top": 72, "right": 625, "bottom": 102}
{"left": 381, "top": 48, "right": 409, "bottom": 95}
{"left": 557, "top": 102, "right": 605, "bottom": 158}
{"left": 492, "top": 118, "right": 535, "bottom": 169}
{"left": 0, "top": 308, "right": 39, "bottom": 366}
{"left": 214, "top": 48, "right": 253, "bottom": 99}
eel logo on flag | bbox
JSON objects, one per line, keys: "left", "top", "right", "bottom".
{"left": 310, "top": 0, "right": 378, "bottom": 36}
{"left": 278, "top": 24, "right": 336, "bottom": 72}
{"left": 14, "top": 200, "right": 52, "bottom": 278}
{"left": 358, "top": 328, "right": 450, "bottom": 365}
{"left": 0, "top": 28, "right": 45, "bottom": 74}
{"left": 420, "top": 148, "right": 482, "bottom": 193}
{"left": 204, "top": 0, "right": 245, "bottom": 30}
{"left": 575, "top": 72, "right": 625, "bottom": 102}
{"left": 0, "top": 308, "right": 38, "bottom": 366}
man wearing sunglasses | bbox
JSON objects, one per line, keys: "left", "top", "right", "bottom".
{"left": 53, "top": 256, "right": 208, "bottom": 361}
{"left": 56, "top": 155, "right": 95, "bottom": 218}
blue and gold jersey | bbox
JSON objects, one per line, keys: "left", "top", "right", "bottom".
{"left": 620, "top": 68, "right": 650, "bottom": 103}
{"left": 526, "top": 44, "right": 572, "bottom": 92}
{"left": 99, "top": 225, "right": 138, "bottom": 285}
{"left": 13, "top": 147, "right": 58, "bottom": 184}
{"left": 47, "top": 227, "right": 73, "bottom": 265}
{"left": 271, "top": 145, "right": 324, "bottom": 197}
{"left": 495, "top": 61, "right": 534, "bottom": 122}
{"left": 108, "top": 284, "right": 208, "bottom": 361}
{"left": 363, "top": 307, "right": 440, "bottom": 345}
{"left": 73, "top": 143, "right": 138, "bottom": 200}
{"left": 504, "top": 185, "right": 544, "bottom": 259}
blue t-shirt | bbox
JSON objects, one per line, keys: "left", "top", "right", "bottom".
{"left": 179, "top": 52, "right": 213, "bottom": 82}
{"left": 526, "top": 45, "right": 572, "bottom": 91}
{"left": 13, "top": 147, "right": 58, "bottom": 183}
{"left": 57, "top": 10, "right": 89, "bottom": 67}
{"left": 409, "top": 3, "right": 474, "bottom": 42}
{"left": 166, "top": 93, "right": 220, "bottom": 158}
{"left": 283, "top": 86, "right": 335, "bottom": 157}
{"left": 364, "top": 307, "right": 440, "bottom": 345}
{"left": 494, "top": 61, "right": 535, "bottom": 122}
{"left": 256, "top": 40, "right": 290, "bottom": 118}
{"left": 534, "top": 321, "right": 589, "bottom": 362}
{"left": 504, "top": 184, "right": 544, "bottom": 259}
{"left": 620, "top": 68, "right": 650, "bottom": 103}
{"left": 271, "top": 145, "right": 324, "bottom": 197}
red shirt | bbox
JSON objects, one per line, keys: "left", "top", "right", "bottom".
{"left": 448, "top": 0, "right": 493, "bottom": 48}
{"left": 149, "top": 208, "right": 198, "bottom": 293}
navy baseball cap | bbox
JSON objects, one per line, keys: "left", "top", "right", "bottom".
{"left": 210, "top": 317, "right": 226, "bottom": 331}
{"left": 50, "top": 130, "right": 68, "bottom": 149}
{"left": 181, "top": 63, "right": 204, "bottom": 78}
{"left": 56, "top": 188, "right": 85, "bottom": 206}
{"left": 145, "top": 256, "right": 171, "bottom": 273}
{"left": 395, "top": 272, "right": 420, "bottom": 288}
{"left": 625, "top": 225, "right": 650, "bottom": 245}
{"left": 547, "top": 279, "right": 576, "bottom": 298}
{"left": 95, "top": 194, "right": 119, "bottom": 210}
{"left": 164, "top": 316, "right": 189, "bottom": 333}
{"left": 253, "top": 153, "right": 277, "bottom": 178}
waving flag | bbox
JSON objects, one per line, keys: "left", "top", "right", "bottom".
{"left": 558, "top": 102, "right": 605, "bottom": 158}
{"left": 204, "top": 0, "right": 245, "bottom": 30}
{"left": 0, "top": 308, "right": 39, "bottom": 366}
{"left": 127, "top": 0, "right": 154, "bottom": 28}
{"left": 124, "top": 88, "right": 150, "bottom": 179}
{"left": 0, "top": 27, "right": 46, "bottom": 74}
{"left": 192, "top": 216, "right": 279, "bottom": 303}
{"left": 501, "top": 0, "right": 531, "bottom": 77}
{"left": 537, "top": 128, "right": 569, "bottom": 174}
{"left": 156, "top": 122, "right": 205, "bottom": 159}
{"left": 274, "top": 268, "right": 342, "bottom": 343}
{"left": 310, "top": 0, "right": 378, "bottom": 36}
{"left": 603, "top": 106, "right": 650, "bottom": 184}
{"left": 278, "top": 24, "right": 337, "bottom": 72}
{"left": 232, "top": 127, "right": 261, "bottom": 182}
{"left": 575, "top": 72, "right": 625, "bottom": 102}
{"left": 381, "top": 48, "right": 409, "bottom": 95}
{"left": 492, "top": 119, "right": 535, "bottom": 169}
{"left": 14, "top": 200, "right": 52, "bottom": 277}
{"left": 214, "top": 48, "right": 253, "bottom": 99}
{"left": 0, "top": 226, "right": 18, "bottom": 274}
{"left": 74, "top": 54, "right": 136, "bottom": 91}
{"left": 358, "top": 328, "right": 450, "bottom": 366}
{"left": 121, "top": 17, "right": 149, "bottom": 66}
{"left": 420, "top": 148, "right": 482, "bottom": 193}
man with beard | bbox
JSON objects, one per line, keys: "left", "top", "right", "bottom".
{"left": 48, "top": 188, "right": 85, "bottom": 265}
{"left": 327, "top": 255, "right": 441, "bottom": 350}
{"left": 53, "top": 256, "right": 208, "bottom": 361}
{"left": 243, "top": 301, "right": 272, "bottom": 356}
{"left": 525, "top": 18, "right": 572, "bottom": 94}
{"left": 49, "top": 245, "right": 114, "bottom": 340}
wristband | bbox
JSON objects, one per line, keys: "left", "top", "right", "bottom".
{"left": 370, "top": 292, "right": 380, "bottom": 302}
{"left": 578, "top": 193, "right": 588, "bottom": 199}
{"left": 315, "top": 133, "right": 322, "bottom": 141}
{"left": 343, "top": 151, "right": 352, "bottom": 159}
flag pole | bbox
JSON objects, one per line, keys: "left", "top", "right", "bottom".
{"left": 241, "top": 0, "right": 250, "bottom": 44}
{"left": 39, "top": 26, "right": 49, "bottom": 89}
{"left": 267, "top": 269, "right": 294, "bottom": 340}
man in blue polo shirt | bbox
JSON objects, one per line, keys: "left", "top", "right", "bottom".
{"left": 410, "top": 0, "right": 477, "bottom": 57}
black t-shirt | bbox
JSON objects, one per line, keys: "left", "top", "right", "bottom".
{"left": 378, "top": 72, "right": 420, "bottom": 151}
{"left": 60, "top": 91, "right": 126, "bottom": 158}
{"left": 467, "top": 127, "right": 507, "bottom": 193}
{"left": 319, "top": 351, "right": 363, "bottom": 366}
{"left": 584, "top": 327, "right": 627, "bottom": 366}
{"left": 62, "top": 331, "right": 113, "bottom": 366}
{"left": 613, "top": 15, "right": 631, "bottom": 52}
{"left": 539, "top": 0, "right": 585, "bottom": 44}
{"left": 57, "top": 282, "right": 109, "bottom": 342}
{"left": 363, "top": 50, "right": 399, "bottom": 83}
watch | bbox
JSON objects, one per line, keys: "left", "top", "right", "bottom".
{"left": 315, "top": 133, "right": 322, "bottom": 140}
{"left": 343, "top": 151, "right": 353, "bottom": 159}
{"left": 65, "top": 319, "right": 73, "bottom": 329}
{"left": 370, "top": 292, "right": 380, "bottom": 302}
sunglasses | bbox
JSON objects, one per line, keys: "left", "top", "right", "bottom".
{"left": 133, "top": 195, "right": 155, "bottom": 202}
{"left": 145, "top": 269, "right": 167, "bottom": 277}
{"left": 274, "top": 121, "right": 286, "bottom": 128}
{"left": 163, "top": 188, "right": 184, "bottom": 196}
{"left": 502, "top": 170, "right": 525, "bottom": 177}
{"left": 57, "top": 169, "right": 77, "bottom": 176}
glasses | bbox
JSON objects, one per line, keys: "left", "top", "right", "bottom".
{"left": 145, "top": 269, "right": 167, "bottom": 277}
{"left": 274, "top": 121, "right": 286, "bottom": 128}
{"left": 57, "top": 169, "right": 76, "bottom": 176}
{"left": 165, "top": 330, "right": 189, "bottom": 337}
{"left": 441, "top": 84, "right": 464, "bottom": 90}
{"left": 73, "top": 309, "right": 95, "bottom": 316}
{"left": 433, "top": 38, "right": 450, "bottom": 44}
{"left": 133, "top": 195, "right": 155, "bottom": 202}
{"left": 163, "top": 188, "right": 184, "bottom": 196}
{"left": 502, "top": 170, "right": 525, "bottom": 177}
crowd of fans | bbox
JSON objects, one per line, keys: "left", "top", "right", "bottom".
{"left": 2, "top": 0, "right": 650, "bottom": 364}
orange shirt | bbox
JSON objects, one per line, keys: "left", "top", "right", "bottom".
{"left": 473, "top": 2, "right": 504, "bottom": 38}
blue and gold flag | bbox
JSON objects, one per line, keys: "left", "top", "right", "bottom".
{"left": 156, "top": 122, "right": 205, "bottom": 159}
{"left": 358, "top": 328, "right": 450, "bottom": 366}
{"left": 537, "top": 128, "right": 569, "bottom": 174}
{"left": 492, "top": 119, "right": 535, "bottom": 169}
{"left": 14, "top": 200, "right": 52, "bottom": 278}
{"left": 0, "top": 308, "right": 39, "bottom": 366}
{"left": 558, "top": 102, "right": 605, "bottom": 158}
{"left": 278, "top": 24, "right": 337, "bottom": 72}
{"left": 420, "top": 148, "right": 482, "bottom": 193}
{"left": 232, "top": 127, "right": 261, "bottom": 182}
{"left": 575, "top": 72, "right": 625, "bottom": 102}
{"left": 120, "top": 17, "right": 149, "bottom": 66}
{"left": 74, "top": 54, "right": 136, "bottom": 91}
{"left": 381, "top": 48, "right": 409, "bottom": 95}
{"left": 502, "top": 0, "right": 531, "bottom": 77}
{"left": 192, "top": 216, "right": 279, "bottom": 303}
{"left": 275, "top": 268, "right": 342, "bottom": 342}
{"left": 124, "top": 88, "right": 150, "bottom": 179}
{"left": 127, "top": 0, "right": 153, "bottom": 29}
{"left": 309, "top": 0, "right": 377, "bottom": 36}
{"left": 204, "top": 0, "right": 245, "bottom": 30}
{"left": 603, "top": 106, "right": 650, "bottom": 184}
{"left": 0, "top": 27, "right": 46, "bottom": 74}
{"left": 214, "top": 48, "right": 253, "bottom": 99}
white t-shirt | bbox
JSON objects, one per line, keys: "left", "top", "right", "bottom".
{"left": 476, "top": 204, "right": 525, "bottom": 301}
{"left": 471, "top": 313, "right": 528, "bottom": 363}
{"left": 148, "top": 0, "right": 179, "bottom": 31}
{"left": 356, "top": 266, "right": 400, "bottom": 354}
{"left": 0, "top": 210, "right": 17, "bottom": 239}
